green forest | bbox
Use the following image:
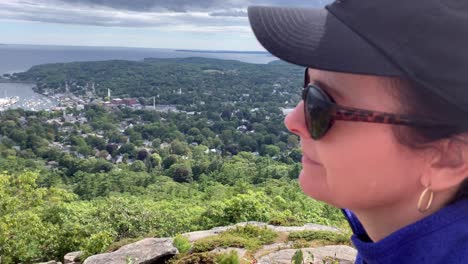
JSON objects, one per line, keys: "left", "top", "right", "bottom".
{"left": 0, "top": 58, "right": 345, "bottom": 263}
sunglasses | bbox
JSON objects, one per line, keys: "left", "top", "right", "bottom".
{"left": 302, "top": 68, "right": 450, "bottom": 140}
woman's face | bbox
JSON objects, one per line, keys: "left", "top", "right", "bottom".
{"left": 285, "top": 68, "right": 427, "bottom": 210}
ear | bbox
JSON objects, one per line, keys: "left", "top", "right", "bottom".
{"left": 421, "top": 136, "right": 468, "bottom": 192}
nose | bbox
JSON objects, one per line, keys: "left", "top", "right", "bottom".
{"left": 284, "top": 100, "right": 310, "bottom": 139}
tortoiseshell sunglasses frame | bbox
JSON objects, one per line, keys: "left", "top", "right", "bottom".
{"left": 302, "top": 68, "right": 450, "bottom": 139}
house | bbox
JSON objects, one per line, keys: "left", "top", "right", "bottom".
{"left": 111, "top": 98, "right": 139, "bottom": 106}
{"left": 205, "top": 148, "right": 221, "bottom": 154}
{"left": 46, "top": 161, "right": 59, "bottom": 167}
{"left": 19, "top": 117, "right": 27, "bottom": 125}
{"left": 77, "top": 117, "right": 88, "bottom": 124}
{"left": 154, "top": 105, "right": 178, "bottom": 113}
{"left": 160, "top": 142, "right": 171, "bottom": 149}
{"left": 143, "top": 140, "right": 153, "bottom": 147}
{"left": 237, "top": 125, "right": 248, "bottom": 131}
{"left": 115, "top": 155, "right": 124, "bottom": 163}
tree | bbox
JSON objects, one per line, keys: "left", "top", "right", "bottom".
{"left": 106, "top": 144, "right": 119, "bottom": 157}
{"left": 97, "top": 150, "right": 110, "bottom": 159}
{"left": 188, "top": 127, "right": 201, "bottom": 136}
{"left": 152, "top": 138, "right": 162, "bottom": 148}
{"left": 220, "top": 129, "right": 234, "bottom": 144}
{"left": 119, "top": 143, "right": 136, "bottom": 158}
{"left": 239, "top": 135, "right": 257, "bottom": 152}
{"left": 78, "top": 158, "right": 113, "bottom": 173}
{"left": 137, "top": 149, "right": 149, "bottom": 161}
{"left": 170, "top": 140, "right": 190, "bottom": 156}
{"left": 0, "top": 171, "right": 79, "bottom": 263}
{"left": 162, "top": 155, "right": 178, "bottom": 170}
{"left": 220, "top": 109, "right": 233, "bottom": 121}
{"left": 261, "top": 145, "right": 281, "bottom": 157}
{"left": 86, "top": 136, "right": 106, "bottom": 150}
{"left": 168, "top": 163, "right": 193, "bottom": 183}
{"left": 130, "top": 160, "right": 146, "bottom": 172}
{"left": 287, "top": 135, "right": 299, "bottom": 148}
{"left": 289, "top": 148, "right": 302, "bottom": 163}
{"left": 26, "top": 134, "right": 48, "bottom": 150}
{"left": 224, "top": 144, "right": 239, "bottom": 156}
{"left": 149, "top": 153, "right": 162, "bottom": 170}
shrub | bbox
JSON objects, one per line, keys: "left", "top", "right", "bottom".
{"left": 171, "top": 251, "right": 240, "bottom": 264}
{"left": 193, "top": 225, "right": 278, "bottom": 252}
{"left": 288, "top": 230, "right": 350, "bottom": 245}
{"left": 192, "top": 234, "right": 252, "bottom": 252}
{"left": 80, "top": 230, "right": 116, "bottom": 259}
{"left": 292, "top": 239, "right": 310, "bottom": 249}
{"left": 201, "top": 192, "right": 272, "bottom": 226}
{"left": 223, "top": 225, "right": 277, "bottom": 245}
{"left": 171, "top": 252, "right": 218, "bottom": 264}
{"left": 173, "top": 234, "right": 192, "bottom": 254}
{"left": 267, "top": 215, "right": 303, "bottom": 227}
{"left": 291, "top": 249, "right": 316, "bottom": 264}
{"left": 217, "top": 250, "right": 240, "bottom": 264}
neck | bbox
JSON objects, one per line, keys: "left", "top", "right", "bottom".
{"left": 351, "top": 188, "right": 457, "bottom": 242}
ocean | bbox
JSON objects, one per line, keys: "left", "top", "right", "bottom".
{"left": 0, "top": 44, "right": 276, "bottom": 74}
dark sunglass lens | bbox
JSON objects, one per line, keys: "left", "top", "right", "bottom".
{"left": 304, "top": 86, "right": 333, "bottom": 139}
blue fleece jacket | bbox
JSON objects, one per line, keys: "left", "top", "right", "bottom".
{"left": 342, "top": 198, "right": 468, "bottom": 264}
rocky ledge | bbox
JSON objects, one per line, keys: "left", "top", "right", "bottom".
{"left": 41, "top": 222, "right": 356, "bottom": 264}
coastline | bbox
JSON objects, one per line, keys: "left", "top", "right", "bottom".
{"left": 0, "top": 79, "right": 35, "bottom": 84}
{"left": 175, "top": 49, "right": 271, "bottom": 55}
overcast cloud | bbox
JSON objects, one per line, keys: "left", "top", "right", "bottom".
{"left": 0, "top": 0, "right": 330, "bottom": 32}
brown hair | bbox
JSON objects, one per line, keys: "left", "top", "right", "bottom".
{"left": 388, "top": 78, "right": 468, "bottom": 204}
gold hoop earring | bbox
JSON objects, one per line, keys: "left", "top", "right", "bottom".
{"left": 417, "top": 186, "right": 434, "bottom": 213}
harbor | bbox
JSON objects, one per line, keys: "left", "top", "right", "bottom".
{"left": 0, "top": 96, "right": 19, "bottom": 110}
{"left": 0, "top": 82, "right": 59, "bottom": 111}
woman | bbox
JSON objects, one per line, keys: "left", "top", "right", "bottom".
{"left": 248, "top": 1, "right": 468, "bottom": 263}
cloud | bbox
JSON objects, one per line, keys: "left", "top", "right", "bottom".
{"left": 58, "top": 0, "right": 253, "bottom": 12}
{"left": 209, "top": 10, "right": 248, "bottom": 18}
{"left": 0, "top": 0, "right": 331, "bottom": 31}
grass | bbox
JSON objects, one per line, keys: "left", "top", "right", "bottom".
{"left": 192, "top": 225, "right": 278, "bottom": 252}
{"left": 169, "top": 250, "right": 244, "bottom": 264}
{"left": 288, "top": 230, "right": 351, "bottom": 246}
{"left": 267, "top": 216, "right": 305, "bottom": 227}
{"left": 169, "top": 252, "right": 220, "bottom": 264}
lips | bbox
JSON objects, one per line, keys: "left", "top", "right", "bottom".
{"left": 302, "top": 155, "right": 322, "bottom": 166}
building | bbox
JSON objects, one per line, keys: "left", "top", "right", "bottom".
{"left": 111, "top": 98, "right": 139, "bottom": 106}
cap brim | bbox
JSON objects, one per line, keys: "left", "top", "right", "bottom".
{"left": 248, "top": 6, "right": 404, "bottom": 77}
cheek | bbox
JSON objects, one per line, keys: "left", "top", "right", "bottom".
{"left": 303, "top": 123, "right": 423, "bottom": 209}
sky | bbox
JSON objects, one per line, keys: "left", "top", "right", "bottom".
{"left": 0, "top": 0, "right": 331, "bottom": 51}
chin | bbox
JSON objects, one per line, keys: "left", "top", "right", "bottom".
{"left": 298, "top": 169, "right": 348, "bottom": 209}
{"left": 299, "top": 168, "right": 387, "bottom": 210}
{"left": 299, "top": 170, "right": 331, "bottom": 201}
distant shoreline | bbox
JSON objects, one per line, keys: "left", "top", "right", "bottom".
{"left": 0, "top": 45, "right": 276, "bottom": 75}
{"left": 176, "top": 49, "right": 271, "bottom": 55}
{"left": 0, "top": 79, "right": 35, "bottom": 84}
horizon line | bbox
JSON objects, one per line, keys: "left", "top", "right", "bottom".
{"left": 0, "top": 42, "right": 268, "bottom": 54}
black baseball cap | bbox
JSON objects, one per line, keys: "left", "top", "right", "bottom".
{"left": 248, "top": 0, "right": 468, "bottom": 113}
